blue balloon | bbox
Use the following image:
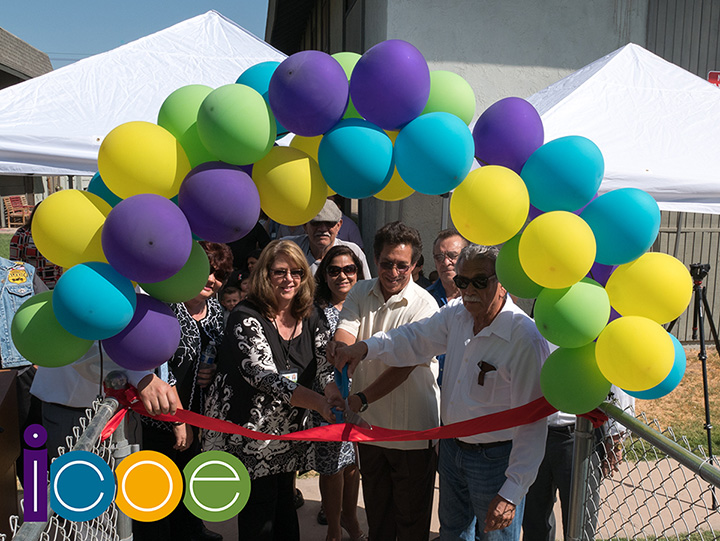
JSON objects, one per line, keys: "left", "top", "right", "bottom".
{"left": 580, "top": 188, "right": 660, "bottom": 265}
{"left": 521, "top": 136, "right": 604, "bottom": 212}
{"left": 318, "top": 118, "right": 394, "bottom": 198}
{"left": 52, "top": 262, "right": 136, "bottom": 340}
{"left": 235, "top": 61, "right": 288, "bottom": 137}
{"left": 87, "top": 172, "right": 122, "bottom": 207}
{"left": 626, "top": 334, "right": 686, "bottom": 399}
{"left": 394, "top": 112, "right": 474, "bottom": 195}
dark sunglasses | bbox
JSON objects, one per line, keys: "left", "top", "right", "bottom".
{"left": 453, "top": 273, "right": 496, "bottom": 290}
{"left": 270, "top": 268, "right": 305, "bottom": 279}
{"left": 210, "top": 266, "right": 230, "bottom": 281}
{"left": 378, "top": 261, "right": 412, "bottom": 274}
{"left": 326, "top": 264, "right": 357, "bottom": 277}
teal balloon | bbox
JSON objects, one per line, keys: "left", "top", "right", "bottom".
{"left": 521, "top": 136, "right": 604, "bottom": 212}
{"left": 87, "top": 173, "right": 122, "bottom": 207}
{"left": 235, "top": 61, "right": 289, "bottom": 137}
{"left": 53, "top": 262, "right": 137, "bottom": 340}
{"left": 541, "top": 342, "right": 611, "bottom": 414}
{"left": 534, "top": 277, "right": 610, "bottom": 348}
{"left": 140, "top": 242, "right": 211, "bottom": 303}
{"left": 626, "top": 334, "right": 686, "bottom": 399}
{"left": 580, "top": 188, "right": 660, "bottom": 265}
{"left": 394, "top": 112, "right": 474, "bottom": 195}
{"left": 318, "top": 118, "right": 394, "bottom": 198}
{"left": 11, "top": 291, "right": 94, "bottom": 367}
{"left": 496, "top": 234, "right": 543, "bottom": 299}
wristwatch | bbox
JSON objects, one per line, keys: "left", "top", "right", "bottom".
{"left": 354, "top": 392, "right": 369, "bottom": 412}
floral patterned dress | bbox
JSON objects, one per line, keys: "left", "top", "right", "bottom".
{"left": 202, "top": 300, "right": 333, "bottom": 479}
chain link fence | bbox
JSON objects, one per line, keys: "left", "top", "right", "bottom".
{"left": 8, "top": 398, "right": 132, "bottom": 541}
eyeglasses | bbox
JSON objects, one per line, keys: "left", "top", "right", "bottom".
{"left": 210, "top": 266, "right": 230, "bottom": 281}
{"left": 453, "top": 273, "right": 496, "bottom": 290}
{"left": 270, "top": 268, "right": 304, "bottom": 280}
{"left": 327, "top": 264, "right": 357, "bottom": 277}
{"left": 378, "top": 261, "right": 412, "bottom": 274}
{"left": 433, "top": 251, "right": 460, "bottom": 263}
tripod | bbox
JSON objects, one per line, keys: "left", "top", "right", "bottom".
{"left": 670, "top": 262, "right": 719, "bottom": 508}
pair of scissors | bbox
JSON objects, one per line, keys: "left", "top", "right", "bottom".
{"left": 333, "top": 365, "right": 371, "bottom": 428}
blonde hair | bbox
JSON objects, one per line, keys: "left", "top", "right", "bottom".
{"left": 248, "top": 239, "right": 315, "bottom": 320}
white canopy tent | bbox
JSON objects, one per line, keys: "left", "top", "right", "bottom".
{"left": 527, "top": 43, "right": 720, "bottom": 215}
{"left": 0, "top": 11, "right": 286, "bottom": 177}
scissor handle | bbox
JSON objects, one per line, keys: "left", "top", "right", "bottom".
{"left": 333, "top": 366, "right": 349, "bottom": 423}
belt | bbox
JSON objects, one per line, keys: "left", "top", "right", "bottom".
{"left": 454, "top": 439, "right": 511, "bottom": 451}
{"left": 549, "top": 425, "right": 575, "bottom": 435}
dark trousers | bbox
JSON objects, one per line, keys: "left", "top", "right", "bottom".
{"left": 236, "top": 470, "right": 299, "bottom": 541}
{"left": 523, "top": 426, "right": 600, "bottom": 541}
{"left": 133, "top": 424, "right": 205, "bottom": 541}
{"left": 358, "top": 443, "right": 437, "bottom": 541}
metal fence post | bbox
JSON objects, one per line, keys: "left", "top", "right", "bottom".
{"left": 112, "top": 415, "right": 134, "bottom": 541}
{"left": 566, "top": 416, "right": 595, "bottom": 540}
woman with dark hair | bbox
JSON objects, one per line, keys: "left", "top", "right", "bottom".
{"left": 203, "top": 239, "right": 342, "bottom": 541}
{"left": 314, "top": 245, "right": 367, "bottom": 541}
{"left": 135, "top": 241, "right": 233, "bottom": 541}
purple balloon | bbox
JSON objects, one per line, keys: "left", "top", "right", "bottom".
{"left": 587, "top": 261, "right": 617, "bottom": 287}
{"left": 350, "top": 40, "right": 430, "bottom": 131}
{"left": 269, "top": 51, "right": 349, "bottom": 137}
{"left": 103, "top": 294, "right": 181, "bottom": 371}
{"left": 102, "top": 193, "right": 192, "bottom": 283}
{"left": 179, "top": 162, "right": 261, "bottom": 243}
{"left": 473, "top": 97, "right": 544, "bottom": 174}
{"left": 527, "top": 204, "right": 544, "bottom": 221}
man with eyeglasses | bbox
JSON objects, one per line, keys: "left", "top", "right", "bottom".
{"left": 427, "top": 229, "right": 469, "bottom": 307}
{"left": 330, "top": 244, "right": 549, "bottom": 541}
{"left": 284, "top": 199, "right": 371, "bottom": 277}
{"left": 331, "top": 221, "right": 441, "bottom": 541}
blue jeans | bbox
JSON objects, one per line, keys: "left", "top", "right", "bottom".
{"left": 438, "top": 438, "right": 525, "bottom": 541}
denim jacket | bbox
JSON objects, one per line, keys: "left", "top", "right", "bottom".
{"left": 0, "top": 257, "right": 35, "bottom": 368}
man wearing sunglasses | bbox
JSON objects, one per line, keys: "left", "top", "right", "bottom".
{"left": 329, "top": 244, "right": 549, "bottom": 541}
{"left": 284, "top": 199, "right": 371, "bottom": 278}
{"left": 331, "top": 221, "right": 441, "bottom": 541}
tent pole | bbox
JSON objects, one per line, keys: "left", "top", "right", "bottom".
{"left": 441, "top": 192, "right": 450, "bottom": 230}
{"left": 673, "top": 212, "right": 684, "bottom": 258}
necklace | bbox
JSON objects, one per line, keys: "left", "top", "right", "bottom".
{"left": 272, "top": 317, "right": 299, "bottom": 370}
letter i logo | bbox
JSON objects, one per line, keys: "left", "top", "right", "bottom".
{"left": 23, "top": 424, "right": 48, "bottom": 522}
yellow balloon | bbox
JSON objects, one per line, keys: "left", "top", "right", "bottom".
{"left": 518, "top": 211, "right": 596, "bottom": 289}
{"left": 373, "top": 130, "right": 415, "bottom": 202}
{"left": 606, "top": 253, "right": 692, "bottom": 324}
{"left": 253, "top": 146, "right": 328, "bottom": 226}
{"left": 449, "top": 165, "right": 529, "bottom": 245}
{"left": 289, "top": 135, "right": 335, "bottom": 195}
{"left": 31, "top": 190, "right": 111, "bottom": 268}
{"left": 98, "top": 121, "right": 191, "bottom": 199}
{"left": 595, "top": 316, "right": 674, "bottom": 391}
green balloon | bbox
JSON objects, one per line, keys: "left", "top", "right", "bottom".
{"left": 11, "top": 291, "right": 94, "bottom": 367}
{"left": 197, "top": 84, "right": 276, "bottom": 166}
{"left": 541, "top": 343, "right": 611, "bottom": 414}
{"left": 158, "top": 84, "right": 214, "bottom": 138}
{"left": 534, "top": 277, "right": 610, "bottom": 348}
{"left": 332, "top": 52, "right": 363, "bottom": 119}
{"left": 496, "top": 233, "right": 543, "bottom": 299}
{"left": 421, "top": 70, "right": 476, "bottom": 125}
{"left": 140, "top": 242, "right": 210, "bottom": 303}
{"left": 158, "top": 85, "right": 218, "bottom": 168}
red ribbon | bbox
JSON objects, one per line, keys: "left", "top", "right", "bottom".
{"left": 101, "top": 385, "right": 607, "bottom": 442}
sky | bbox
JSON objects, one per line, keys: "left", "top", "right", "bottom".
{"left": 1, "top": 1, "right": 269, "bottom": 69}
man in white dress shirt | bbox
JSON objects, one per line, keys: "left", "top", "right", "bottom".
{"left": 330, "top": 244, "right": 550, "bottom": 540}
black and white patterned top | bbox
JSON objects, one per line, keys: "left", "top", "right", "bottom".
{"left": 202, "top": 301, "right": 333, "bottom": 479}
{"left": 141, "top": 296, "right": 225, "bottom": 431}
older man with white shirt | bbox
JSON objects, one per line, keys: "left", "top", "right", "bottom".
{"left": 330, "top": 244, "right": 550, "bottom": 540}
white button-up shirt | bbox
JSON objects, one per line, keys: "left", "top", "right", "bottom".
{"left": 364, "top": 296, "right": 549, "bottom": 505}
{"left": 336, "top": 278, "right": 440, "bottom": 451}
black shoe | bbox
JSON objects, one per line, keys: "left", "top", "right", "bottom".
{"left": 317, "top": 506, "right": 327, "bottom": 525}
{"left": 294, "top": 488, "right": 305, "bottom": 509}
{"left": 190, "top": 525, "right": 223, "bottom": 541}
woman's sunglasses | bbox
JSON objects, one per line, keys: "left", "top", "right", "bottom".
{"left": 453, "top": 273, "right": 495, "bottom": 290}
{"left": 327, "top": 264, "right": 358, "bottom": 278}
